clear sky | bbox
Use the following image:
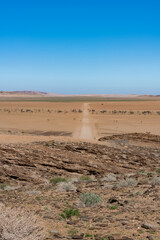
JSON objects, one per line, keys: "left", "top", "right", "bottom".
{"left": 0, "top": 0, "right": 160, "bottom": 94}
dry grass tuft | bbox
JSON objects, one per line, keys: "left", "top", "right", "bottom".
{"left": 0, "top": 206, "right": 47, "bottom": 240}
{"left": 117, "top": 178, "right": 137, "bottom": 188}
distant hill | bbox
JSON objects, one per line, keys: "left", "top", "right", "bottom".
{"left": 0, "top": 91, "right": 50, "bottom": 95}
{"left": 0, "top": 91, "right": 59, "bottom": 97}
{"left": 0, "top": 91, "right": 159, "bottom": 99}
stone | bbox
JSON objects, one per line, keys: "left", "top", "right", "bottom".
{"left": 141, "top": 222, "right": 158, "bottom": 230}
{"left": 72, "top": 234, "right": 84, "bottom": 239}
{"left": 50, "top": 230, "right": 60, "bottom": 237}
{"left": 147, "top": 236, "right": 154, "bottom": 240}
{"left": 101, "top": 173, "right": 117, "bottom": 182}
{"left": 108, "top": 197, "right": 119, "bottom": 204}
{"left": 50, "top": 230, "right": 59, "bottom": 234}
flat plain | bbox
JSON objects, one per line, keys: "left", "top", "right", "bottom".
{"left": 0, "top": 99, "right": 160, "bottom": 143}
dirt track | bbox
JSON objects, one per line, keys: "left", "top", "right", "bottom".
{"left": 73, "top": 103, "right": 96, "bottom": 140}
{"left": 79, "top": 103, "right": 96, "bottom": 140}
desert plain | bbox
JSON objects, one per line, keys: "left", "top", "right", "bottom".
{"left": 0, "top": 94, "right": 160, "bottom": 240}
{"left": 0, "top": 98, "right": 160, "bottom": 143}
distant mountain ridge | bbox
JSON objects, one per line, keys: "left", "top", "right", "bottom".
{"left": 0, "top": 91, "right": 159, "bottom": 98}
{"left": 0, "top": 91, "right": 50, "bottom": 95}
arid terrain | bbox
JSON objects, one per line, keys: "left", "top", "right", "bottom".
{"left": 89, "top": 101, "right": 160, "bottom": 137}
{"left": 0, "top": 95, "right": 160, "bottom": 240}
{"left": 0, "top": 99, "right": 160, "bottom": 143}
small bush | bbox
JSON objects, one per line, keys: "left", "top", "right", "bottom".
{"left": 136, "top": 170, "right": 146, "bottom": 175}
{"left": 151, "top": 176, "right": 160, "bottom": 186}
{"left": 0, "top": 184, "right": 6, "bottom": 190}
{"left": 80, "top": 176, "right": 93, "bottom": 182}
{"left": 156, "top": 169, "right": 160, "bottom": 174}
{"left": 0, "top": 206, "right": 46, "bottom": 240}
{"left": 110, "top": 204, "right": 118, "bottom": 210}
{"left": 57, "top": 182, "right": 76, "bottom": 192}
{"left": 60, "top": 208, "right": 80, "bottom": 219}
{"left": 117, "top": 178, "right": 137, "bottom": 188}
{"left": 147, "top": 172, "right": 153, "bottom": 176}
{"left": 135, "top": 191, "right": 141, "bottom": 196}
{"left": 68, "top": 228, "right": 78, "bottom": 236}
{"left": 85, "top": 234, "right": 93, "bottom": 238}
{"left": 80, "top": 193, "right": 102, "bottom": 207}
{"left": 50, "top": 177, "right": 67, "bottom": 184}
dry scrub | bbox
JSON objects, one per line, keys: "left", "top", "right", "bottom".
{"left": 0, "top": 206, "right": 47, "bottom": 240}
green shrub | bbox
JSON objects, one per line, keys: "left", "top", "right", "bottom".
{"left": 0, "top": 184, "right": 6, "bottom": 190}
{"left": 136, "top": 170, "right": 145, "bottom": 175}
{"left": 50, "top": 177, "right": 67, "bottom": 184}
{"left": 156, "top": 169, "right": 160, "bottom": 174}
{"left": 60, "top": 208, "right": 80, "bottom": 219}
{"left": 80, "top": 193, "right": 102, "bottom": 207}
{"left": 85, "top": 234, "right": 93, "bottom": 238}
{"left": 110, "top": 204, "right": 118, "bottom": 210}
{"left": 147, "top": 172, "right": 153, "bottom": 176}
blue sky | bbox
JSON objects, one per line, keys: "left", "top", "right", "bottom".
{"left": 0, "top": 0, "right": 160, "bottom": 94}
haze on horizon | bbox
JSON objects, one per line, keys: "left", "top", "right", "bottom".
{"left": 0, "top": 0, "right": 160, "bottom": 95}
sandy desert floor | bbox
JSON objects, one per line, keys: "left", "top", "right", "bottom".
{"left": 0, "top": 101, "right": 160, "bottom": 143}
{"left": 0, "top": 102, "right": 83, "bottom": 143}
{"left": 89, "top": 101, "right": 160, "bottom": 137}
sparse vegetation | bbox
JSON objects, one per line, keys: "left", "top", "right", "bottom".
{"left": 136, "top": 169, "right": 146, "bottom": 175}
{"left": 60, "top": 208, "right": 80, "bottom": 219}
{"left": 151, "top": 176, "right": 160, "bottom": 186}
{"left": 110, "top": 204, "right": 118, "bottom": 210}
{"left": 0, "top": 206, "right": 46, "bottom": 240}
{"left": 135, "top": 191, "right": 141, "bottom": 196}
{"left": 50, "top": 177, "right": 67, "bottom": 184}
{"left": 156, "top": 169, "right": 160, "bottom": 174}
{"left": 117, "top": 178, "right": 137, "bottom": 188}
{"left": 80, "top": 193, "right": 102, "bottom": 207}
{"left": 85, "top": 233, "right": 93, "bottom": 238}
{"left": 57, "top": 182, "right": 76, "bottom": 192}
{"left": 68, "top": 228, "right": 78, "bottom": 236}
{"left": 0, "top": 184, "right": 7, "bottom": 190}
{"left": 147, "top": 172, "right": 153, "bottom": 176}
{"left": 80, "top": 175, "right": 93, "bottom": 182}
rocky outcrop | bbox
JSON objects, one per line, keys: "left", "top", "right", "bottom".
{"left": 0, "top": 140, "right": 160, "bottom": 185}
